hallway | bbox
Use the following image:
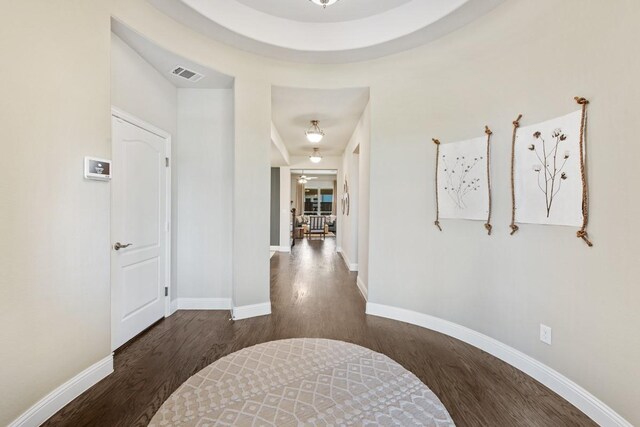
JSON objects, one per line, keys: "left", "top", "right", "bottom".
{"left": 45, "top": 239, "right": 593, "bottom": 426}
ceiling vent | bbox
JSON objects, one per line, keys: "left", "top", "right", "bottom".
{"left": 170, "top": 66, "right": 204, "bottom": 82}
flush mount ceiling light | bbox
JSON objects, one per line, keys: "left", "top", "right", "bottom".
{"left": 305, "top": 120, "right": 325, "bottom": 143}
{"left": 309, "top": 0, "right": 339, "bottom": 9}
{"left": 309, "top": 148, "right": 323, "bottom": 164}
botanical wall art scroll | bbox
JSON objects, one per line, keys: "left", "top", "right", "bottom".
{"left": 510, "top": 97, "right": 592, "bottom": 246}
{"left": 342, "top": 179, "right": 350, "bottom": 216}
{"left": 433, "top": 127, "right": 493, "bottom": 234}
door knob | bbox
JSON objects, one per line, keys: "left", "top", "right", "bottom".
{"left": 114, "top": 242, "right": 133, "bottom": 251}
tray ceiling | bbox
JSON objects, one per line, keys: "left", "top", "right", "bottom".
{"left": 149, "top": 0, "right": 505, "bottom": 63}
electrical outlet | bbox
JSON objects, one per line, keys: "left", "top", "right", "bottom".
{"left": 540, "top": 324, "right": 552, "bottom": 345}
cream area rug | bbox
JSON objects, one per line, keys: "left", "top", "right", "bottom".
{"left": 149, "top": 338, "right": 455, "bottom": 426}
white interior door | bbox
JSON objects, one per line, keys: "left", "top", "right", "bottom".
{"left": 111, "top": 113, "right": 169, "bottom": 350}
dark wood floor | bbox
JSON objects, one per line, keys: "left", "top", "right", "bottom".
{"left": 45, "top": 238, "right": 595, "bottom": 426}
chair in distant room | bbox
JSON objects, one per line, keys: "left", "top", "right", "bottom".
{"left": 307, "top": 216, "right": 326, "bottom": 240}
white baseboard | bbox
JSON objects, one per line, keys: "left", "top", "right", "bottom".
{"left": 170, "top": 298, "right": 178, "bottom": 315}
{"left": 9, "top": 354, "right": 114, "bottom": 427}
{"left": 339, "top": 250, "right": 358, "bottom": 272}
{"left": 232, "top": 302, "right": 271, "bottom": 320}
{"left": 365, "top": 303, "right": 632, "bottom": 427}
{"left": 356, "top": 276, "right": 368, "bottom": 301}
{"left": 278, "top": 246, "right": 290, "bottom": 253}
{"left": 177, "top": 298, "right": 232, "bottom": 310}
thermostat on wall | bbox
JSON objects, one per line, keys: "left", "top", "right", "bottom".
{"left": 84, "top": 157, "right": 111, "bottom": 180}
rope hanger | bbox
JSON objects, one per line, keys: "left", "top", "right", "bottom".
{"left": 509, "top": 114, "right": 522, "bottom": 236}
{"left": 432, "top": 138, "right": 442, "bottom": 231}
{"left": 575, "top": 97, "right": 592, "bottom": 247}
{"left": 484, "top": 126, "right": 493, "bottom": 235}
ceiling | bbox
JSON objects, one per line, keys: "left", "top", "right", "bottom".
{"left": 272, "top": 86, "right": 369, "bottom": 157}
{"left": 291, "top": 169, "right": 337, "bottom": 176}
{"left": 149, "top": 0, "right": 505, "bottom": 63}
{"left": 234, "top": 0, "right": 412, "bottom": 23}
{"left": 112, "top": 19, "right": 234, "bottom": 89}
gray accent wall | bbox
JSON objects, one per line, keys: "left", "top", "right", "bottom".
{"left": 270, "top": 168, "right": 280, "bottom": 246}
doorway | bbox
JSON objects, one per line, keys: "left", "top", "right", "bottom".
{"left": 291, "top": 169, "right": 338, "bottom": 241}
{"left": 110, "top": 109, "right": 171, "bottom": 350}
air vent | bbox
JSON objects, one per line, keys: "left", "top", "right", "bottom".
{"left": 170, "top": 66, "right": 204, "bottom": 82}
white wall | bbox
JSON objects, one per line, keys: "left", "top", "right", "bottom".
{"left": 340, "top": 149, "right": 359, "bottom": 270}
{"left": 365, "top": 3, "right": 640, "bottom": 424}
{"left": 339, "top": 103, "right": 371, "bottom": 278}
{"left": 176, "top": 89, "right": 233, "bottom": 300}
{"left": 111, "top": 33, "right": 179, "bottom": 301}
{"left": 356, "top": 104, "right": 371, "bottom": 292}
{"left": 111, "top": 33, "right": 177, "bottom": 138}
{"left": 232, "top": 78, "right": 271, "bottom": 309}
{"left": 1, "top": 3, "right": 112, "bottom": 425}
{"left": 271, "top": 123, "right": 290, "bottom": 165}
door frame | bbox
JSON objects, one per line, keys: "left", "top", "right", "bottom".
{"left": 110, "top": 107, "right": 172, "bottom": 334}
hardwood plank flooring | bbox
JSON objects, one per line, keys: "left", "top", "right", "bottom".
{"left": 44, "top": 238, "right": 595, "bottom": 426}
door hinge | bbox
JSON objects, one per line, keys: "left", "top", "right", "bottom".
{"left": 165, "top": 286, "right": 168, "bottom": 297}
{"left": 165, "top": 157, "right": 170, "bottom": 167}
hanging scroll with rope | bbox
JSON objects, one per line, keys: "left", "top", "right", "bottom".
{"left": 510, "top": 97, "right": 592, "bottom": 246}
{"left": 433, "top": 127, "right": 493, "bottom": 234}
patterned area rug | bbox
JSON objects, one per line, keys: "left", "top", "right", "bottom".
{"left": 149, "top": 339, "right": 455, "bottom": 426}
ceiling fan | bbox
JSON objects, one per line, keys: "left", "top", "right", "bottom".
{"left": 298, "top": 171, "right": 318, "bottom": 184}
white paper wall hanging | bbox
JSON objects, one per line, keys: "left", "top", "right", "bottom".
{"left": 433, "top": 126, "right": 493, "bottom": 234}
{"left": 509, "top": 97, "right": 592, "bottom": 246}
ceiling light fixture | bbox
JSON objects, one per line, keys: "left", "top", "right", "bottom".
{"left": 310, "top": 0, "right": 339, "bottom": 9}
{"left": 309, "top": 148, "right": 323, "bottom": 164}
{"left": 298, "top": 170, "right": 319, "bottom": 183}
{"left": 305, "top": 120, "right": 325, "bottom": 143}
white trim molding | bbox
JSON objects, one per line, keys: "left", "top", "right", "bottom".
{"left": 356, "top": 276, "right": 368, "bottom": 301}
{"left": 111, "top": 107, "right": 171, "bottom": 139}
{"left": 232, "top": 302, "right": 272, "bottom": 320}
{"left": 9, "top": 354, "right": 114, "bottom": 427}
{"left": 270, "top": 246, "right": 291, "bottom": 253}
{"left": 177, "top": 298, "right": 232, "bottom": 310}
{"left": 365, "top": 303, "right": 632, "bottom": 427}
{"left": 338, "top": 249, "right": 358, "bottom": 272}
{"left": 170, "top": 298, "right": 178, "bottom": 315}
